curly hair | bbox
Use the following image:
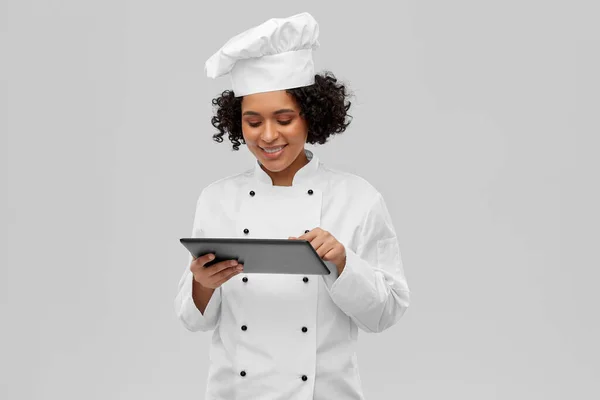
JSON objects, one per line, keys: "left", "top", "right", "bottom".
{"left": 210, "top": 71, "right": 353, "bottom": 151}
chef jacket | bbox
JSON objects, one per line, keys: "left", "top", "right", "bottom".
{"left": 174, "top": 149, "right": 410, "bottom": 400}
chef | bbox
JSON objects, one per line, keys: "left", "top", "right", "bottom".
{"left": 174, "top": 12, "right": 410, "bottom": 400}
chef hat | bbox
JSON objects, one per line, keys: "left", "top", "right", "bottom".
{"left": 204, "top": 12, "right": 320, "bottom": 97}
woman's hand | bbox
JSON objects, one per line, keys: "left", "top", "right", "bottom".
{"left": 289, "top": 228, "right": 346, "bottom": 275}
{"left": 190, "top": 254, "right": 244, "bottom": 289}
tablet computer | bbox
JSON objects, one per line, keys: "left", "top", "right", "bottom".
{"left": 180, "top": 238, "right": 333, "bottom": 275}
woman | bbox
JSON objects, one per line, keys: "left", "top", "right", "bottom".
{"left": 174, "top": 12, "right": 410, "bottom": 400}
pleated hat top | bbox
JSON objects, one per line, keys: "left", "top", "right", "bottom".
{"left": 204, "top": 12, "right": 320, "bottom": 97}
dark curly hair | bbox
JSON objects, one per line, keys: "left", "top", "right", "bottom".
{"left": 210, "top": 71, "right": 353, "bottom": 151}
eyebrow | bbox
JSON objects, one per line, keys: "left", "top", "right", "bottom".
{"left": 242, "top": 108, "right": 296, "bottom": 116}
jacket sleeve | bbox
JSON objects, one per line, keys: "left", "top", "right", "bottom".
{"left": 323, "top": 191, "right": 410, "bottom": 333}
{"left": 174, "top": 190, "right": 222, "bottom": 332}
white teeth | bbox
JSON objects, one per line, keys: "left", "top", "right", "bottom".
{"left": 263, "top": 146, "right": 284, "bottom": 153}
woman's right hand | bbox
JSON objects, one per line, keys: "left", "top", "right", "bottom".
{"left": 190, "top": 253, "right": 244, "bottom": 289}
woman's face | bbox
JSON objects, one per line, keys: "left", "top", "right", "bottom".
{"left": 241, "top": 90, "right": 308, "bottom": 173}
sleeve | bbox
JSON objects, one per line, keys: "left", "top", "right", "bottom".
{"left": 174, "top": 190, "right": 222, "bottom": 332}
{"left": 322, "top": 191, "right": 410, "bottom": 333}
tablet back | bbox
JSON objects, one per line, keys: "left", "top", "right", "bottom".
{"left": 180, "top": 238, "right": 332, "bottom": 275}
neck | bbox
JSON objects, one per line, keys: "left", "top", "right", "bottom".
{"left": 262, "top": 149, "right": 309, "bottom": 186}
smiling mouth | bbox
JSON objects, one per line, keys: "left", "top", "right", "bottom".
{"left": 260, "top": 144, "right": 287, "bottom": 154}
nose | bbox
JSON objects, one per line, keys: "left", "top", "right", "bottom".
{"left": 260, "top": 120, "right": 279, "bottom": 142}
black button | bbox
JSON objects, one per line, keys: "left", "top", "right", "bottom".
{"left": 249, "top": 190, "right": 255, "bottom": 196}
{"left": 240, "top": 371, "right": 246, "bottom": 377}
{"left": 303, "top": 276, "right": 309, "bottom": 283}
{"left": 307, "top": 189, "right": 313, "bottom": 195}
{"left": 241, "top": 325, "right": 247, "bottom": 331}
{"left": 302, "top": 375, "right": 308, "bottom": 381}
{"left": 242, "top": 276, "right": 248, "bottom": 282}
{"left": 243, "top": 228, "right": 249, "bottom": 234}
{"left": 304, "top": 229, "right": 309, "bottom": 233}
{"left": 302, "top": 327, "right": 307, "bottom": 332}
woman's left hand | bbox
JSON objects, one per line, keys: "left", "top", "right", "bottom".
{"left": 289, "top": 228, "right": 346, "bottom": 275}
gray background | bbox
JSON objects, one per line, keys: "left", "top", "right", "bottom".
{"left": 2, "top": 0, "right": 599, "bottom": 399}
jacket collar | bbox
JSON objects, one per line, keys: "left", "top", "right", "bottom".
{"left": 253, "top": 149, "right": 319, "bottom": 186}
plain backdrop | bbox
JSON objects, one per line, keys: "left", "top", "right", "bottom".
{"left": 1, "top": 1, "right": 599, "bottom": 399}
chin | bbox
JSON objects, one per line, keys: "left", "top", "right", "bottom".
{"left": 260, "top": 159, "right": 290, "bottom": 172}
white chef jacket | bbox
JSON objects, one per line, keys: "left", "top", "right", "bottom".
{"left": 175, "top": 149, "right": 410, "bottom": 400}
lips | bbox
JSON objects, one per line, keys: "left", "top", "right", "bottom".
{"left": 260, "top": 145, "right": 287, "bottom": 150}
{"left": 260, "top": 144, "right": 287, "bottom": 158}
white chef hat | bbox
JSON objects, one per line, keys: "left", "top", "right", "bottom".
{"left": 204, "top": 12, "right": 320, "bottom": 97}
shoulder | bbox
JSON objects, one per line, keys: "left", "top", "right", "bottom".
{"left": 196, "top": 168, "right": 253, "bottom": 203}
{"left": 319, "top": 162, "right": 381, "bottom": 203}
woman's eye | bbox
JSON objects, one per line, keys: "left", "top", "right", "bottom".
{"left": 247, "top": 120, "right": 292, "bottom": 128}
